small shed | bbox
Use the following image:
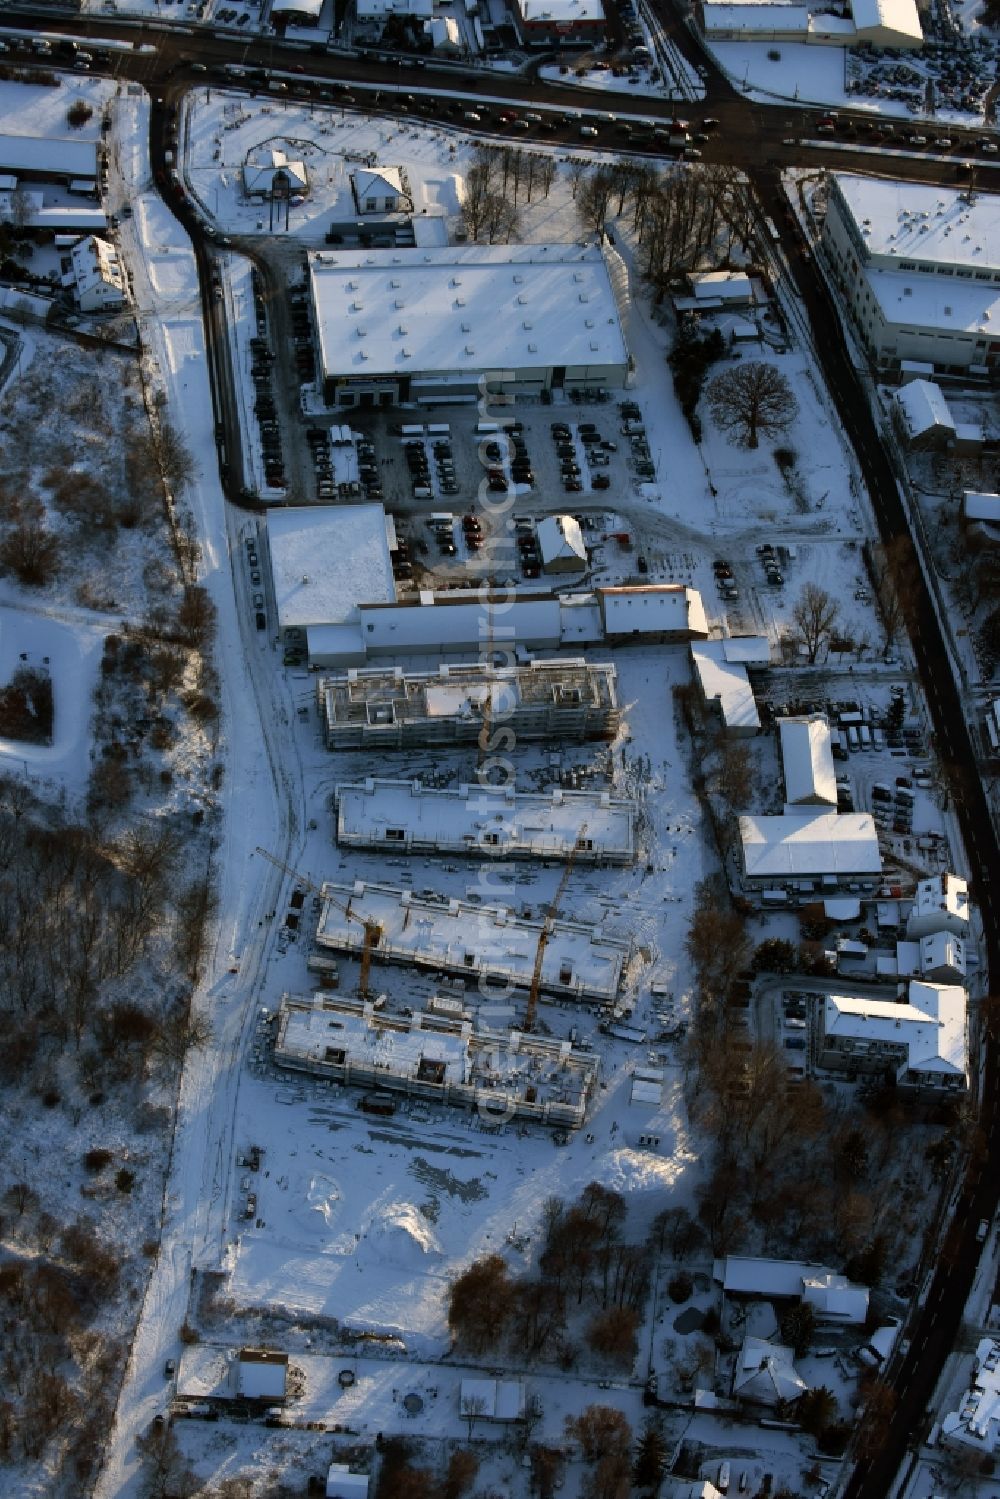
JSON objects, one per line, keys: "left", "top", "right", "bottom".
{"left": 242, "top": 148, "right": 309, "bottom": 198}
{"left": 892, "top": 379, "right": 954, "bottom": 451}
{"left": 537, "top": 514, "right": 587, "bottom": 574}
{"left": 459, "top": 1377, "right": 526, "bottom": 1421}
{"left": 235, "top": 1350, "right": 288, "bottom": 1402}
{"left": 326, "top": 1466, "right": 369, "bottom": 1499}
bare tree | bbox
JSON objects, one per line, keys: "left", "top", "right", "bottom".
{"left": 460, "top": 1390, "right": 487, "bottom": 1441}
{"left": 577, "top": 167, "right": 617, "bottom": 236}
{"left": 0, "top": 519, "right": 61, "bottom": 586}
{"left": 792, "top": 583, "right": 840, "bottom": 664}
{"left": 707, "top": 361, "right": 798, "bottom": 449}
{"left": 156, "top": 422, "right": 195, "bottom": 492}
{"left": 567, "top": 158, "right": 590, "bottom": 199}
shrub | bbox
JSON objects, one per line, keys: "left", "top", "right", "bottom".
{"left": 66, "top": 101, "right": 94, "bottom": 129}
{"left": 667, "top": 1272, "right": 693, "bottom": 1303}
{"left": 774, "top": 446, "right": 797, "bottom": 471}
{"left": 83, "top": 1149, "right": 114, "bottom": 1174}
{"left": 179, "top": 1321, "right": 200, "bottom": 1344}
{"left": 115, "top": 1168, "right": 136, "bottom": 1195}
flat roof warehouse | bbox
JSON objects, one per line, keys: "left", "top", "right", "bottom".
{"left": 309, "top": 242, "right": 628, "bottom": 383}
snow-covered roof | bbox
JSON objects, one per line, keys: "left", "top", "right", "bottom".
{"left": 850, "top": 0, "right": 922, "bottom": 41}
{"left": 316, "top": 880, "right": 628, "bottom": 1001}
{"left": 733, "top": 1336, "right": 809, "bottom": 1403}
{"left": 691, "top": 641, "right": 760, "bottom": 733}
{"left": 822, "top": 981, "right": 968, "bottom": 1083}
{"left": 722, "top": 635, "right": 770, "bottom": 663}
{"left": 690, "top": 270, "right": 754, "bottom": 302}
{"left": 359, "top": 595, "right": 562, "bottom": 654}
{"left": 0, "top": 133, "right": 97, "bottom": 179}
{"left": 537, "top": 514, "right": 588, "bottom": 569}
{"left": 894, "top": 379, "right": 954, "bottom": 438}
{"left": 920, "top": 930, "right": 967, "bottom": 976}
{"left": 778, "top": 715, "right": 837, "bottom": 807}
{"left": 517, "top": 0, "right": 605, "bottom": 20}
{"left": 738, "top": 812, "right": 882, "bottom": 881}
{"left": 267, "top": 504, "right": 396, "bottom": 632}
{"left": 309, "top": 243, "right": 628, "bottom": 382}
{"left": 867, "top": 269, "right": 1000, "bottom": 339}
{"left": 908, "top": 871, "right": 970, "bottom": 933}
{"left": 802, "top": 1271, "right": 870, "bottom": 1323}
{"left": 336, "top": 779, "right": 636, "bottom": 863}
{"left": 236, "top": 1350, "right": 288, "bottom": 1400}
{"left": 277, "top": 993, "right": 598, "bottom": 1127}
{"left": 243, "top": 148, "right": 308, "bottom": 196}
{"left": 718, "top": 1255, "right": 866, "bottom": 1306}
{"left": 832, "top": 175, "right": 1000, "bottom": 273}
{"left": 600, "top": 585, "right": 708, "bottom": 638}
{"left": 942, "top": 1338, "right": 1000, "bottom": 1451}
{"left": 0, "top": 190, "right": 104, "bottom": 232}
{"left": 460, "top": 1379, "right": 526, "bottom": 1420}
{"left": 326, "top": 1465, "right": 370, "bottom": 1499}
{"left": 70, "top": 235, "right": 124, "bottom": 301}
{"left": 352, "top": 166, "right": 406, "bottom": 203}
{"left": 702, "top": 3, "right": 810, "bottom": 32}
{"left": 964, "top": 491, "right": 1000, "bottom": 523}
{"left": 427, "top": 14, "right": 462, "bottom": 44}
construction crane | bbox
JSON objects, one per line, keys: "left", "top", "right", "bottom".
{"left": 524, "top": 825, "right": 587, "bottom": 1033}
{"left": 254, "top": 846, "right": 382, "bottom": 997}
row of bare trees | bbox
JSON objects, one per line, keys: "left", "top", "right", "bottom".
{"left": 459, "top": 144, "right": 557, "bottom": 243}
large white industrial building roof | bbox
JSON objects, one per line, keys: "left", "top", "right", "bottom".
{"left": 309, "top": 243, "right": 627, "bottom": 380}
{"left": 267, "top": 504, "right": 396, "bottom": 631}
{"left": 832, "top": 175, "right": 1000, "bottom": 271}
{"left": 739, "top": 812, "right": 882, "bottom": 880}
{"left": 867, "top": 269, "right": 1000, "bottom": 338}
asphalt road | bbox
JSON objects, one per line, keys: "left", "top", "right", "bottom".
{"left": 5, "top": 11, "right": 1000, "bottom": 1489}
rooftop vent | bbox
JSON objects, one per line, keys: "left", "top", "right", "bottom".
{"left": 465, "top": 344, "right": 475, "bottom": 355}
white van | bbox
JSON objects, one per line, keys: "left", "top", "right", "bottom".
{"left": 718, "top": 1462, "right": 731, "bottom": 1494}
{"left": 580, "top": 125, "right": 598, "bottom": 138}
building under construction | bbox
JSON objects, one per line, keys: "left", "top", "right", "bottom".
{"left": 316, "top": 659, "right": 620, "bottom": 752}
{"left": 273, "top": 992, "right": 600, "bottom": 1129}
{"left": 334, "top": 779, "right": 637, "bottom": 865}
{"left": 314, "top": 879, "right": 629, "bottom": 1004}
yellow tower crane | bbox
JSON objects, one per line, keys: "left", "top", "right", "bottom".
{"left": 255, "top": 846, "right": 383, "bottom": 997}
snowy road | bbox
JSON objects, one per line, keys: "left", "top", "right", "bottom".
{"left": 94, "top": 86, "right": 306, "bottom": 1499}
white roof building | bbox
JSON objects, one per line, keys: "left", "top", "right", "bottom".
{"left": 460, "top": 1379, "right": 526, "bottom": 1421}
{"left": 733, "top": 1336, "right": 809, "bottom": 1405}
{"left": 893, "top": 379, "right": 955, "bottom": 449}
{"left": 315, "top": 879, "right": 628, "bottom": 1001}
{"left": 778, "top": 715, "right": 837, "bottom": 808}
{"left": 941, "top": 1338, "right": 1000, "bottom": 1452}
{"left": 335, "top": 778, "right": 637, "bottom": 864}
{"left": 906, "top": 871, "right": 971, "bottom": 938}
{"left": 823, "top": 176, "right": 997, "bottom": 372}
{"left": 599, "top": 585, "right": 708, "bottom": 640}
{"left": 690, "top": 270, "right": 754, "bottom": 305}
{"left": 0, "top": 189, "right": 104, "bottom": 233}
{"left": 427, "top": 14, "right": 462, "bottom": 47}
{"left": 235, "top": 1350, "right": 288, "bottom": 1401}
{"left": 819, "top": 981, "right": 969, "bottom": 1089}
{"left": 691, "top": 640, "right": 761, "bottom": 737}
{"left": 271, "top": 0, "right": 325, "bottom": 16}
{"left": 717, "top": 1256, "right": 869, "bottom": 1321}
{"left": 850, "top": 0, "right": 922, "bottom": 45}
{"left": 266, "top": 504, "right": 396, "bottom": 650}
{"left": 919, "top": 930, "right": 967, "bottom": 982}
{"left": 308, "top": 243, "right": 629, "bottom": 408}
{"left": 537, "top": 514, "right": 588, "bottom": 573}
{"left": 242, "top": 148, "right": 309, "bottom": 198}
{"left": 68, "top": 235, "right": 125, "bottom": 312}
{"left": 326, "top": 1466, "right": 370, "bottom": 1499}
{"left": 351, "top": 167, "right": 409, "bottom": 214}
{"left": 738, "top": 812, "right": 882, "bottom": 888}
{"left": 0, "top": 133, "right": 97, "bottom": 182}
